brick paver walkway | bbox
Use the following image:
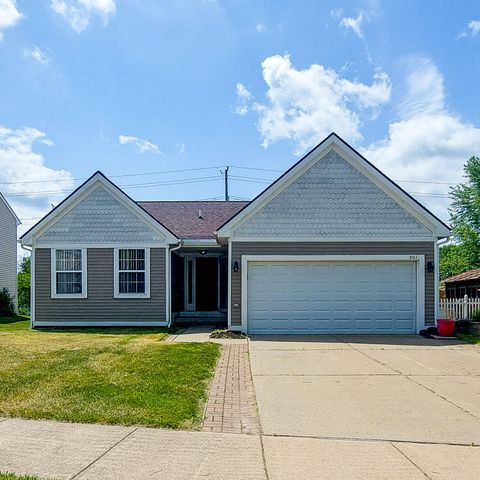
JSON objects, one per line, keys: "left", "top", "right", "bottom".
{"left": 202, "top": 344, "right": 261, "bottom": 435}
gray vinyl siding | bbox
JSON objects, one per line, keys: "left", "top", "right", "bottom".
{"left": 231, "top": 242, "right": 435, "bottom": 328}
{"left": 34, "top": 248, "right": 166, "bottom": 324}
{"left": 0, "top": 197, "right": 18, "bottom": 308}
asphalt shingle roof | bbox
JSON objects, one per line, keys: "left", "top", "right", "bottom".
{"left": 137, "top": 201, "right": 249, "bottom": 239}
{"left": 443, "top": 269, "right": 480, "bottom": 284}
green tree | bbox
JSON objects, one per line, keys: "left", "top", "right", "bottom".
{"left": 445, "top": 156, "right": 480, "bottom": 275}
{"left": 17, "top": 255, "right": 31, "bottom": 315}
{"left": 439, "top": 243, "right": 470, "bottom": 280}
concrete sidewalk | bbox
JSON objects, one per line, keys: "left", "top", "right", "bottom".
{"left": 1, "top": 417, "right": 480, "bottom": 479}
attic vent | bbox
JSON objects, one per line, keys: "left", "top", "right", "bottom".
{"left": 198, "top": 210, "right": 204, "bottom": 220}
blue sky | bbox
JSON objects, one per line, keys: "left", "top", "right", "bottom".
{"left": 1, "top": 0, "right": 480, "bottom": 234}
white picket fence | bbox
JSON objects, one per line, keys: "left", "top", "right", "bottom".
{"left": 439, "top": 295, "right": 480, "bottom": 320}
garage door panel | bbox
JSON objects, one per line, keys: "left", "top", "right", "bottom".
{"left": 247, "top": 261, "right": 417, "bottom": 334}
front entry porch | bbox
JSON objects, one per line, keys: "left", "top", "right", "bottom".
{"left": 171, "top": 247, "right": 228, "bottom": 325}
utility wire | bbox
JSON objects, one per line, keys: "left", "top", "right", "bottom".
{"left": 4, "top": 176, "right": 223, "bottom": 198}
{"left": 0, "top": 166, "right": 226, "bottom": 186}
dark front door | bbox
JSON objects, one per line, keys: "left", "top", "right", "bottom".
{"left": 195, "top": 257, "right": 218, "bottom": 311}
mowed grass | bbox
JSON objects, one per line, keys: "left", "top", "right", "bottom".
{"left": 0, "top": 473, "right": 42, "bottom": 480}
{"left": 0, "top": 317, "right": 220, "bottom": 429}
{"left": 457, "top": 333, "right": 480, "bottom": 345}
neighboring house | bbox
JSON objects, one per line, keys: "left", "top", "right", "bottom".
{"left": 0, "top": 192, "right": 21, "bottom": 308}
{"left": 20, "top": 133, "right": 451, "bottom": 334}
{"left": 443, "top": 269, "right": 480, "bottom": 299}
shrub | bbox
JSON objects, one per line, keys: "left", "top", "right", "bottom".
{"left": 471, "top": 309, "right": 480, "bottom": 322}
{"left": 0, "top": 288, "right": 15, "bottom": 317}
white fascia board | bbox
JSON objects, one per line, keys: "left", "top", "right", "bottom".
{"left": 230, "top": 236, "right": 437, "bottom": 243}
{"left": 35, "top": 242, "right": 170, "bottom": 248}
{"left": 217, "top": 136, "right": 337, "bottom": 237}
{"left": 0, "top": 192, "right": 21, "bottom": 225}
{"left": 330, "top": 142, "right": 451, "bottom": 238}
{"left": 21, "top": 173, "right": 178, "bottom": 246}
{"left": 181, "top": 239, "right": 221, "bottom": 247}
{"left": 218, "top": 135, "right": 451, "bottom": 239}
{"left": 32, "top": 321, "right": 169, "bottom": 327}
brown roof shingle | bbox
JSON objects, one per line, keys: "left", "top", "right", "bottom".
{"left": 443, "top": 269, "right": 480, "bottom": 283}
{"left": 137, "top": 201, "right": 249, "bottom": 239}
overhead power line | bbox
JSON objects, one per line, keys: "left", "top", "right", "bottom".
{"left": 0, "top": 166, "right": 226, "bottom": 186}
{"left": 4, "top": 176, "right": 223, "bottom": 198}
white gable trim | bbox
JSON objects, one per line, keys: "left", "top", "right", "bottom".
{"left": 0, "top": 192, "right": 21, "bottom": 225}
{"left": 217, "top": 134, "right": 451, "bottom": 239}
{"left": 21, "top": 173, "right": 178, "bottom": 246}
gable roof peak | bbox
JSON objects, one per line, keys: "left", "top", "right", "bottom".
{"left": 217, "top": 132, "right": 451, "bottom": 238}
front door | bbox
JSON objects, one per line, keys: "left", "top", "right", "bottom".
{"left": 184, "top": 256, "right": 220, "bottom": 312}
{"left": 196, "top": 257, "right": 218, "bottom": 311}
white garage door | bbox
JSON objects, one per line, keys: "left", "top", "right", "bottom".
{"left": 247, "top": 261, "right": 417, "bottom": 334}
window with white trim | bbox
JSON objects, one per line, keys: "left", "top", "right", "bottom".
{"left": 52, "top": 249, "right": 87, "bottom": 298}
{"left": 114, "top": 248, "right": 150, "bottom": 298}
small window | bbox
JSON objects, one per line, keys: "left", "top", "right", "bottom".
{"left": 114, "top": 248, "right": 150, "bottom": 298}
{"left": 51, "top": 249, "right": 87, "bottom": 298}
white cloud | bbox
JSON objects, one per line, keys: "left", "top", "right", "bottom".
{"left": 330, "top": 8, "right": 343, "bottom": 20}
{"left": 118, "top": 134, "right": 161, "bottom": 154}
{"left": 458, "top": 20, "right": 480, "bottom": 38}
{"left": 50, "top": 0, "right": 116, "bottom": 33}
{"left": 339, "top": 12, "right": 365, "bottom": 39}
{"left": 0, "top": 0, "right": 22, "bottom": 40}
{"left": 396, "top": 58, "right": 444, "bottom": 119}
{"left": 23, "top": 45, "right": 51, "bottom": 66}
{"left": 176, "top": 142, "right": 186, "bottom": 154}
{"left": 241, "top": 54, "right": 480, "bottom": 220}
{"left": 363, "top": 59, "right": 480, "bottom": 220}
{"left": 469, "top": 20, "right": 480, "bottom": 36}
{"left": 255, "top": 23, "right": 267, "bottom": 33}
{"left": 0, "top": 126, "right": 74, "bottom": 237}
{"left": 235, "top": 82, "right": 253, "bottom": 115}
{"left": 250, "top": 54, "right": 391, "bottom": 152}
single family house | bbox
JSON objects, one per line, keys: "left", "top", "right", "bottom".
{"left": 0, "top": 192, "right": 21, "bottom": 308}
{"left": 20, "top": 133, "right": 451, "bottom": 334}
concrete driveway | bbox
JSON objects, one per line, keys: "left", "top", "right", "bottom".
{"left": 249, "top": 335, "right": 480, "bottom": 479}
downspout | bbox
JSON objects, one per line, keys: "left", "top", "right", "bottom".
{"left": 435, "top": 237, "right": 449, "bottom": 322}
{"left": 20, "top": 243, "right": 33, "bottom": 329}
{"left": 167, "top": 241, "right": 183, "bottom": 327}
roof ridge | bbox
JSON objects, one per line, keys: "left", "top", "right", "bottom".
{"left": 137, "top": 200, "right": 249, "bottom": 203}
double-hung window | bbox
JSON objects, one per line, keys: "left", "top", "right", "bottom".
{"left": 51, "top": 248, "right": 87, "bottom": 298}
{"left": 114, "top": 248, "right": 150, "bottom": 298}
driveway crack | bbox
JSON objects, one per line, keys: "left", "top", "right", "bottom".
{"left": 390, "top": 442, "right": 432, "bottom": 479}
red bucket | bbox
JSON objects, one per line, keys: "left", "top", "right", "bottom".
{"left": 437, "top": 319, "right": 455, "bottom": 337}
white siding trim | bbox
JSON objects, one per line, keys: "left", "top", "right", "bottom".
{"left": 113, "top": 248, "right": 151, "bottom": 299}
{"left": 230, "top": 236, "right": 437, "bottom": 243}
{"left": 227, "top": 239, "right": 232, "bottom": 329}
{"left": 218, "top": 136, "right": 450, "bottom": 238}
{"left": 50, "top": 248, "right": 88, "bottom": 299}
{"left": 0, "top": 192, "right": 21, "bottom": 225}
{"left": 32, "top": 321, "right": 169, "bottom": 327}
{"left": 21, "top": 173, "right": 178, "bottom": 246}
{"left": 31, "top": 248, "right": 35, "bottom": 327}
{"left": 36, "top": 242, "right": 170, "bottom": 249}
{"left": 166, "top": 248, "right": 171, "bottom": 326}
{"left": 240, "top": 254, "right": 425, "bottom": 334}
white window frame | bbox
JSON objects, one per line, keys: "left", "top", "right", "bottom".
{"left": 51, "top": 248, "right": 88, "bottom": 299}
{"left": 114, "top": 248, "right": 150, "bottom": 299}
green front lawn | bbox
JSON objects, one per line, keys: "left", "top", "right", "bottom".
{"left": 457, "top": 333, "right": 480, "bottom": 345}
{"left": 0, "top": 473, "right": 41, "bottom": 480}
{"left": 0, "top": 317, "right": 220, "bottom": 429}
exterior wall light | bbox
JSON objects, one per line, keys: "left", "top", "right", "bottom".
{"left": 427, "top": 261, "right": 434, "bottom": 273}
{"left": 233, "top": 261, "right": 240, "bottom": 273}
